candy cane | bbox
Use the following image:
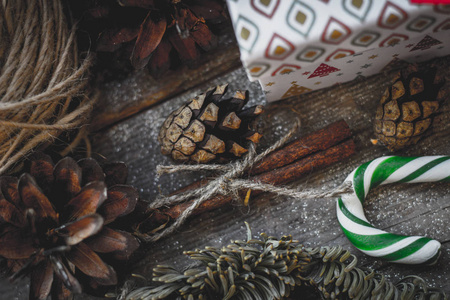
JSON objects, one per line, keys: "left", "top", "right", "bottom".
{"left": 337, "top": 156, "right": 450, "bottom": 265}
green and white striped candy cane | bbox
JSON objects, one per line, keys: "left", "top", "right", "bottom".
{"left": 337, "top": 156, "right": 450, "bottom": 265}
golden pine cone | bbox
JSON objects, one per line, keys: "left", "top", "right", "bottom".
{"left": 0, "top": 153, "right": 139, "bottom": 300}
{"left": 158, "top": 84, "right": 264, "bottom": 163}
{"left": 374, "top": 64, "right": 447, "bottom": 151}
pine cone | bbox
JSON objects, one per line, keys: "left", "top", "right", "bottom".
{"left": 0, "top": 153, "right": 140, "bottom": 300}
{"left": 71, "top": 0, "right": 227, "bottom": 77}
{"left": 374, "top": 64, "right": 447, "bottom": 151}
{"left": 158, "top": 84, "right": 264, "bottom": 163}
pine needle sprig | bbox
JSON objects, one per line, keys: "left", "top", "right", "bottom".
{"left": 124, "top": 223, "right": 448, "bottom": 300}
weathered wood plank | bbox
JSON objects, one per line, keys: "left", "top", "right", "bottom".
{"left": 87, "top": 56, "right": 450, "bottom": 297}
{"left": 90, "top": 36, "right": 242, "bottom": 131}
{"left": 1, "top": 55, "right": 448, "bottom": 299}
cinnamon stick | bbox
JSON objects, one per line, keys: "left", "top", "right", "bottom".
{"left": 250, "top": 119, "right": 351, "bottom": 175}
{"left": 169, "top": 120, "right": 352, "bottom": 195}
{"left": 149, "top": 139, "right": 355, "bottom": 224}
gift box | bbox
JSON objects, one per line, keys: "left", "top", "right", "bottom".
{"left": 226, "top": 0, "right": 450, "bottom": 101}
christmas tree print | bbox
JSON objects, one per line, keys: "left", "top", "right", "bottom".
{"left": 381, "top": 57, "right": 408, "bottom": 73}
{"left": 282, "top": 84, "right": 312, "bottom": 98}
{"left": 308, "top": 63, "right": 340, "bottom": 79}
{"left": 410, "top": 35, "right": 442, "bottom": 52}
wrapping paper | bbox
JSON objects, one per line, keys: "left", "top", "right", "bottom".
{"left": 227, "top": 0, "right": 450, "bottom": 101}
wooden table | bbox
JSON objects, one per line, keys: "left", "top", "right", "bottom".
{"left": 1, "top": 36, "right": 449, "bottom": 299}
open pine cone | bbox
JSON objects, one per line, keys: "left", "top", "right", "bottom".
{"left": 71, "top": 0, "right": 227, "bottom": 77}
{"left": 158, "top": 84, "right": 264, "bottom": 163}
{"left": 373, "top": 64, "right": 447, "bottom": 151}
{"left": 0, "top": 153, "right": 139, "bottom": 299}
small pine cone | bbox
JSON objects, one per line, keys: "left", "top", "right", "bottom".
{"left": 158, "top": 84, "right": 264, "bottom": 163}
{"left": 0, "top": 153, "right": 140, "bottom": 300}
{"left": 373, "top": 64, "right": 447, "bottom": 151}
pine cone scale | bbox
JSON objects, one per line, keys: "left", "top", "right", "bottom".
{"left": 183, "top": 120, "right": 205, "bottom": 142}
{"left": 0, "top": 197, "right": 24, "bottom": 227}
{"left": 103, "top": 162, "right": 129, "bottom": 186}
{"left": 100, "top": 185, "right": 139, "bottom": 224}
{"left": 66, "top": 243, "right": 118, "bottom": 286}
{"left": 78, "top": 158, "right": 106, "bottom": 185}
{"left": 0, "top": 176, "right": 20, "bottom": 206}
{"left": 29, "top": 152, "right": 55, "bottom": 192}
{"left": 55, "top": 214, "right": 104, "bottom": 246}
{"left": 422, "top": 101, "right": 439, "bottom": 118}
{"left": 64, "top": 181, "right": 107, "bottom": 222}
{"left": 53, "top": 157, "right": 83, "bottom": 199}
{"left": 30, "top": 259, "right": 54, "bottom": 300}
{"left": 132, "top": 11, "right": 167, "bottom": 69}
{"left": 18, "top": 174, "right": 57, "bottom": 221}
{"left": 168, "top": 30, "right": 200, "bottom": 66}
{"left": 85, "top": 227, "right": 140, "bottom": 260}
{"left": 190, "top": 21, "right": 217, "bottom": 51}
{"left": 173, "top": 107, "right": 193, "bottom": 129}
{"left": 0, "top": 226, "right": 37, "bottom": 259}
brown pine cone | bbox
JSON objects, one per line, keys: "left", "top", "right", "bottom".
{"left": 158, "top": 84, "right": 264, "bottom": 163}
{"left": 71, "top": 0, "right": 227, "bottom": 77}
{"left": 0, "top": 153, "right": 139, "bottom": 299}
{"left": 373, "top": 64, "right": 447, "bottom": 151}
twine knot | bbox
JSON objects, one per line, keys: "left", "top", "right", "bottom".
{"left": 142, "top": 120, "right": 352, "bottom": 242}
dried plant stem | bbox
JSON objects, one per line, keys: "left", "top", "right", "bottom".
{"left": 123, "top": 224, "right": 448, "bottom": 300}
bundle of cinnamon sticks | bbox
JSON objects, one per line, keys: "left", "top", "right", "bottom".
{"left": 136, "top": 120, "right": 355, "bottom": 232}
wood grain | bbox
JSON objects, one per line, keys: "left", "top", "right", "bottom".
{"left": 85, "top": 56, "right": 450, "bottom": 298}
{"left": 91, "top": 40, "right": 242, "bottom": 131}
{"left": 2, "top": 53, "right": 449, "bottom": 299}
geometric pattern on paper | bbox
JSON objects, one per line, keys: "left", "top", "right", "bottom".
{"left": 250, "top": 0, "right": 281, "bottom": 19}
{"left": 351, "top": 30, "right": 381, "bottom": 47}
{"left": 235, "top": 15, "right": 259, "bottom": 53}
{"left": 377, "top": 1, "right": 408, "bottom": 29}
{"left": 321, "top": 17, "right": 352, "bottom": 44}
{"left": 379, "top": 33, "right": 409, "bottom": 47}
{"left": 410, "top": 35, "right": 442, "bottom": 51}
{"left": 282, "top": 84, "right": 312, "bottom": 98}
{"left": 308, "top": 63, "right": 340, "bottom": 78}
{"left": 286, "top": 1, "right": 316, "bottom": 37}
{"left": 271, "top": 64, "right": 301, "bottom": 76}
{"left": 247, "top": 62, "right": 271, "bottom": 77}
{"left": 325, "top": 49, "right": 355, "bottom": 61}
{"left": 406, "top": 15, "right": 435, "bottom": 32}
{"left": 343, "top": 0, "right": 372, "bottom": 21}
{"left": 226, "top": 0, "right": 450, "bottom": 101}
{"left": 296, "top": 46, "right": 325, "bottom": 62}
{"left": 433, "top": 18, "right": 450, "bottom": 32}
{"left": 434, "top": 4, "right": 450, "bottom": 14}
{"left": 265, "top": 33, "right": 295, "bottom": 60}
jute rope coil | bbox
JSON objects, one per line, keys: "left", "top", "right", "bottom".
{"left": 0, "top": 0, "right": 93, "bottom": 175}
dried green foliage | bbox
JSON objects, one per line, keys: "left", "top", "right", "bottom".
{"left": 124, "top": 223, "right": 447, "bottom": 300}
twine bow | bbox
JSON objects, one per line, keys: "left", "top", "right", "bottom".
{"left": 142, "top": 120, "right": 351, "bottom": 242}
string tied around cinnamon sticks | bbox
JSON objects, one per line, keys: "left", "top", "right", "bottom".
{"left": 139, "top": 120, "right": 354, "bottom": 243}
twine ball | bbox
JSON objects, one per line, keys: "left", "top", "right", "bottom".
{"left": 0, "top": 0, "right": 94, "bottom": 174}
